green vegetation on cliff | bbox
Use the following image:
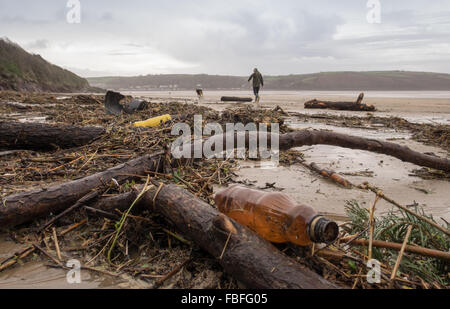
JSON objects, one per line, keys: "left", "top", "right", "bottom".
{"left": 0, "top": 38, "right": 96, "bottom": 93}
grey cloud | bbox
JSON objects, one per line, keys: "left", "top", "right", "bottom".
{"left": 1, "top": 0, "right": 449, "bottom": 76}
{"left": 24, "top": 39, "right": 50, "bottom": 50}
{"left": 100, "top": 12, "right": 114, "bottom": 21}
{"left": 107, "top": 51, "right": 140, "bottom": 56}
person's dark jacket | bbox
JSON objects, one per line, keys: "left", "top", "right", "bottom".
{"left": 248, "top": 71, "right": 264, "bottom": 88}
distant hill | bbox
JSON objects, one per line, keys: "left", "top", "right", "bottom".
{"left": 88, "top": 71, "right": 450, "bottom": 91}
{"left": 88, "top": 74, "right": 247, "bottom": 91}
{"left": 0, "top": 38, "right": 98, "bottom": 93}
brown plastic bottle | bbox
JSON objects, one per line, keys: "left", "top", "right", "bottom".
{"left": 215, "top": 185, "right": 339, "bottom": 246}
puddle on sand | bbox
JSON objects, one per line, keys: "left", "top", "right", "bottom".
{"left": 0, "top": 234, "right": 127, "bottom": 289}
{"left": 222, "top": 122, "right": 450, "bottom": 224}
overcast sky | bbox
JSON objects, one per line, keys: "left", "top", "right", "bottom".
{"left": 1, "top": 0, "right": 450, "bottom": 77}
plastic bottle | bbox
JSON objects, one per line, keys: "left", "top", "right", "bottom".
{"left": 215, "top": 185, "right": 339, "bottom": 246}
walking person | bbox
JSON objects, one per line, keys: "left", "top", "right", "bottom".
{"left": 195, "top": 88, "right": 203, "bottom": 104}
{"left": 248, "top": 68, "right": 264, "bottom": 104}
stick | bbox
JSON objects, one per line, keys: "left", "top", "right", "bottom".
{"left": 46, "top": 264, "right": 121, "bottom": 278}
{"left": 368, "top": 193, "right": 381, "bottom": 260}
{"left": 152, "top": 258, "right": 191, "bottom": 289}
{"left": 60, "top": 219, "right": 88, "bottom": 235}
{"left": 389, "top": 225, "right": 413, "bottom": 287}
{"left": 52, "top": 227, "right": 62, "bottom": 261}
{"left": 38, "top": 190, "right": 99, "bottom": 232}
{"left": 162, "top": 228, "right": 191, "bottom": 245}
{"left": 302, "top": 161, "right": 353, "bottom": 188}
{"left": 0, "top": 247, "right": 34, "bottom": 271}
{"left": 339, "top": 237, "right": 450, "bottom": 261}
{"left": 33, "top": 243, "right": 63, "bottom": 267}
{"left": 219, "top": 232, "right": 232, "bottom": 260}
{"left": 84, "top": 206, "right": 120, "bottom": 220}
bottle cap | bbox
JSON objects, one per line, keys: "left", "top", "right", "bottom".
{"left": 308, "top": 216, "right": 339, "bottom": 243}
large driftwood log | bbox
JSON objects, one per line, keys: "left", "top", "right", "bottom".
{"left": 0, "top": 152, "right": 163, "bottom": 228}
{"left": 221, "top": 96, "right": 253, "bottom": 102}
{"left": 0, "top": 121, "right": 105, "bottom": 150}
{"left": 176, "top": 131, "right": 450, "bottom": 172}
{"left": 278, "top": 130, "right": 450, "bottom": 172}
{"left": 305, "top": 93, "right": 376, "bottom": 111}
{"left": 93, "top": 184, "right": 340, "bottom": 289}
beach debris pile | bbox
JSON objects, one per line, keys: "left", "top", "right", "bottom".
{"left": 0, "top": 91, "right": 449, "bottom": 289}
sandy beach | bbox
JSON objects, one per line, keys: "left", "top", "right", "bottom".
{"left": 1, "top": 90, "right": 449, "bottom": 289}
{"left": 127, "top": 90, "right": 450, "bottom": 223}
{"left": 129, "top": 90, "right": 450, "bottom": 123}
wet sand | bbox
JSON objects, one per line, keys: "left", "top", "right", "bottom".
{"left": 128, "top": 90, "right": 450, "bottom": 223}
{"left": 230, "top": 129, "right": 450, "bottom": 223}
{"left": 129, "top": 90, "right": 450, "bottom": 124}
{"left": 0, "top": 233, "right": 150, "bottom": 289}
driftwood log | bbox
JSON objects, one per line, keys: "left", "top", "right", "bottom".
{"left": 277, "top": 130, "right": 450, "bottom": 172}
{"left": 305, "top": 93, "right": 376, "bottom": 111}
{"left": 93, "top": 184, "right": 340, "bottom": 289}
{"left": 221, "top": 96, "right": 253, "bottom": 102}
{"left": 176, "top": 131, "right": 450, "bottom": 172}
{"left": 0, "top": 121, "right": 105, "bottom": 150}
{"left": 0, "top": 152, "right": 164, "bottom": 228}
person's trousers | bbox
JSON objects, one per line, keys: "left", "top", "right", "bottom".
{"left": 253, "top": 87, "right": 260, "bottom": 97}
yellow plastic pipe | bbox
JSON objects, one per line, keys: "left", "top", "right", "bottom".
{"left": 133, "top": 114, "right": 172, "bottom": 128}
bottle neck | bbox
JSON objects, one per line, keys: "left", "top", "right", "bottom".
{"left": 307, "top": 216, "right": 339, "bottom": 243}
